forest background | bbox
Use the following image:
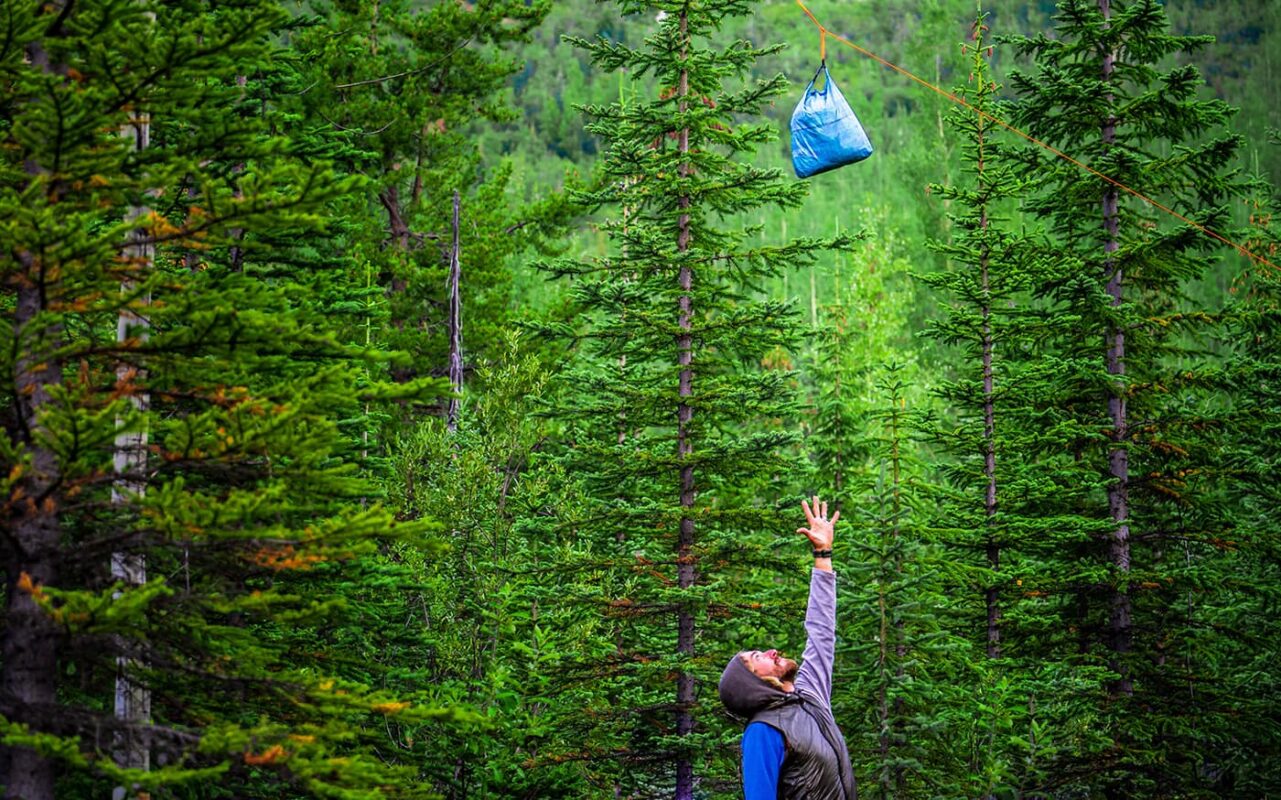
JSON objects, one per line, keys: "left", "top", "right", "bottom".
{"left": 3, "top": 0, "right": 1280, "bottom": 798}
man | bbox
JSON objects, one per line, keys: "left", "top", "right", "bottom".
{"left": 718, "top": 496, "right": 857, "bottom": 800}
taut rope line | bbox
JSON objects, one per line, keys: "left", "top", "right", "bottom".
{"left": 794, "top": 0, "right": 1277, "bottom": 274}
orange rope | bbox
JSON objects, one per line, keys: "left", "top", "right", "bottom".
{"left": 794, "top": 0, "right": 1278, "bottom": 274}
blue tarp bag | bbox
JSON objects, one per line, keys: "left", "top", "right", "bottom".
{"left": 790, "top": 63, "right": 873, "bottom": 178}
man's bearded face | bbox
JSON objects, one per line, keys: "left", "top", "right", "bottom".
{"left": 742, "top": 649, "right": 799, "bottom": 683}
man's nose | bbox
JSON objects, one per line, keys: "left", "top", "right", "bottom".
{"left": 765, "top": 649, "right": 778, "bottom": 658}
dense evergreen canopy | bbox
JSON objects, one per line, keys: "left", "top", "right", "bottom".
{"left": 1, "top": 0, "right": 1278, "bottom": 798}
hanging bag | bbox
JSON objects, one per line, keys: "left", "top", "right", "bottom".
{"left": 790, "top": 62, "right": 873, "bottom": 178}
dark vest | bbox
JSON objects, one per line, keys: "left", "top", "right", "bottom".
{"left": 750, "top": 690, "right": 857, "bottom": 800}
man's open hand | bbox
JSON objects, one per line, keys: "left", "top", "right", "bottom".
{"left": 798, "top": 495, "right": 838, "bottom": 550}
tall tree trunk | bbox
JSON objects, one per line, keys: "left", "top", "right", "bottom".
{"left": 379, "top": 183, "right": 414, "bottom": 384}
{"left": 112, "top": 109, "right": 153, "bottom": 800}
{"left": 978, "top": 102, "right": 1000, "bottom": 661}
{"left": 1099, "top": 0, "right": 1132, "bottom": 698}
{"left": 228, "top": 74, "right": 247, "bottom": 271}
{"left": 673, "top": 9, "right": 696, "bottom": 800}
{"left": 2, "top": 34, "right": 65, "bottom": 800}
{"left": 981, "top": 242, "right": 999, "bottom": 661}
{"left": 380, "top": 184, "right": 412, "bottom": 252}
{"left": 446, "top": 190, "right": 462, "bottom": 432}
{"left": 618, "top": 175, "right": 635, "bottom": 447}
{"left": 5, "top": 278, "right": 62, "bottom": 800}
{"left": 876, "top": 564, "right": 890, "bottom": 782}
{"left": 890, "top": 398, "right": 906, "bottom": 797}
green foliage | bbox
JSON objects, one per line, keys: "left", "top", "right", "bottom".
{"left": 833, "top": 369, "right": 973, "bottom": 798}
{"left": 384, "top": 333, "right": 598, "bottom": 797}
{"left": 993, "top": 0, "right": 1263, "bottom": 793}
{"left": 0, "top": 1, "right": 464, "bottom": 797}
{"left": 285, "top": 0, "right": 572, "bottom": 392}
{"left": 530, "top": 3, "right": 858, "bottom": 795}
{"left": 5, "top": 0, "right": 1281, "bottom": 798}
{"left": 1213, "top": 190, "right": 1281, "bottom": 794}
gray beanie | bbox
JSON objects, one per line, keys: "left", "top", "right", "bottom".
{"left": 718, "top": 652, "right": 791, "bottom": 720}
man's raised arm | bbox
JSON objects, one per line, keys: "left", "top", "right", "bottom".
{"left": 794, "top": 496, "right": 838, "bottom": 705}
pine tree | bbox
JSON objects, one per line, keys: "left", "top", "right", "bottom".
{"left": 1212, "top": 184, "right": 1281, "bottom": 793}
{"left": 1005, "top": 0, "right": 1250, "bottom": 792}
{"left": 917, "top": 17, "right": 1111, "bottom": 794}
{"left": 821, "top": 366, "right": 974, "bottom": 799}
{"left": 923, "top": 14, "right": 1019, "bottom": 663}
{"left": 0, "top": 2, "right": 465, "bottom": 797}
{"left": 288, "top": 0, "right": 567, "bottom": 392}
{"left": 804, "top": 216, "right": 918, "bottom": 510}
{"left": 531, "top": 2, "right": 855, "bottom": 795}
{"left": 383, "top": 333, "right": 610, "bottom": 798}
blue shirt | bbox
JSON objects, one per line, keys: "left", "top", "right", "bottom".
{"left": 742, "top": 721, "right": 785, "bottom": 799}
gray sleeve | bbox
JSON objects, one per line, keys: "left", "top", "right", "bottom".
{"left": 793, "top": 568, "right": 836, "bottom": 705}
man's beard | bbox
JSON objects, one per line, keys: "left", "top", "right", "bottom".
{"left": 779, "top": 657, "right": 799, "bottom": 683}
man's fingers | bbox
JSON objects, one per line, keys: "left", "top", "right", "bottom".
{"left": 797, "top": 527, "right": 811, "bottom": 537}
{"left": 820, "top": 500, "right": 828, "bottom": 518}
{"left": 831, "top": 509, "right": 840, "bottom": 525}
{"left": 801, "top": 498, "right": 813, "bottom": 523}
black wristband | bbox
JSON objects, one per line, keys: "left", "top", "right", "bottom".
{"left": 812, "top": 549, "right": 833, "bottom": 559}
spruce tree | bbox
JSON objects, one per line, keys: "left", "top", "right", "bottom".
{"left": 826, "top": 367, "right": 974, "bottom": 799}
{"left": 922, "top": 15, "right": 1022, "bottom": 663}
{"left": 804, "top": 217, "right": 918, "bottom": 509}
{"left": 289, "top": 0, "right": 566, "bottom": 389}
{"left": 1213, "top": 186, "right": 1281, "bottom": 793}
{"left": 533, "top": 2, "right": 854, "bottom": 795}
{"left": 384, "top": 334, "right": 605, "bottom": 798}
{"left": 1006, "top": 0, "right": 1249, "bottom": 792}
{"left": 0, "top": 2, "right": 463, "bottom": 797}
{"left": 919, "top": 18, "right": 1107, "bottom": 794}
